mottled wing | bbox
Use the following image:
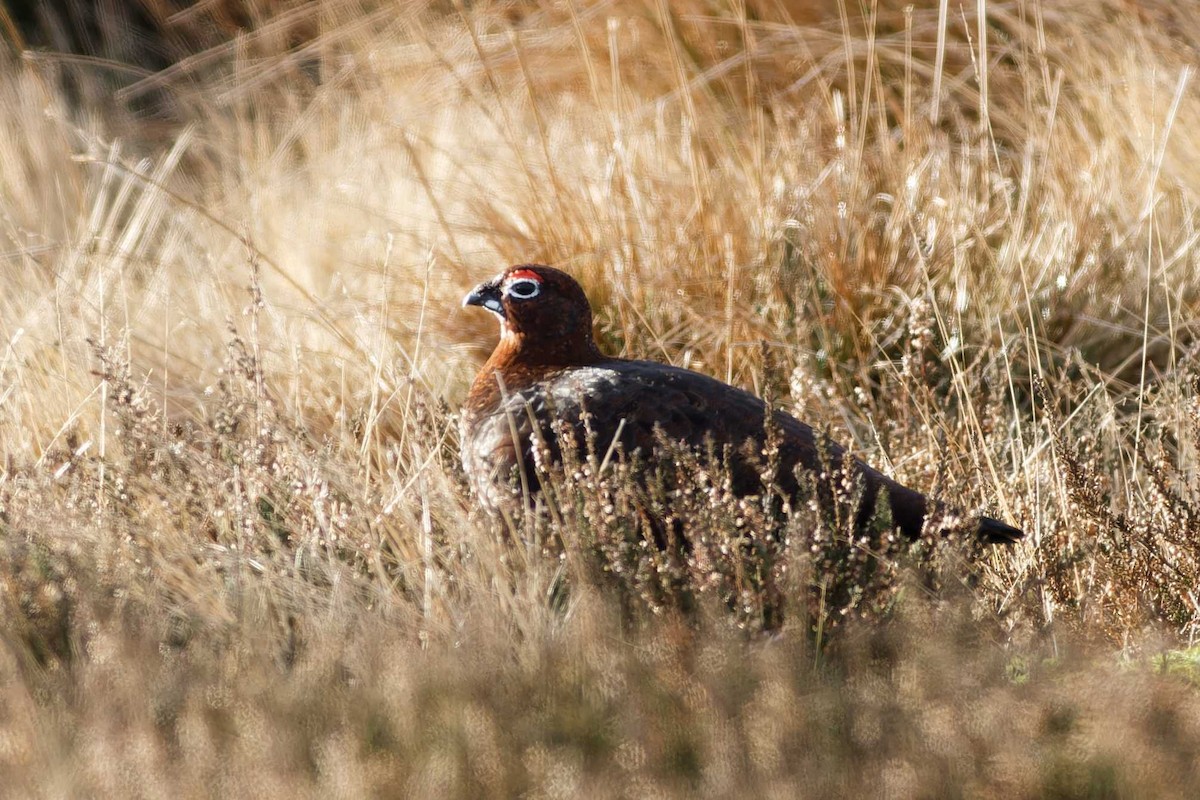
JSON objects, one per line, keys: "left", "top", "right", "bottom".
{"left": 462, "top": 359, "right": 927, "bottom": 533}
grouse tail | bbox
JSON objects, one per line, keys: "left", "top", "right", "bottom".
{"left": 978, "top": 516, "right": 1023, "bottom": 544}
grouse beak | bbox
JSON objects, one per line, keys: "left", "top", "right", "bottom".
{"left": 463, "top": 280, "right": 505, "bottom": 318}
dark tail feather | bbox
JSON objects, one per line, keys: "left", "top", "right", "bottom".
{"left": 978, "top": 516, "right": 1023, "bottom": 543}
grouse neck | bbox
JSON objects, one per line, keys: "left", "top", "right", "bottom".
{"left": 465, "top": 328, "right": 606, "bottom": 419}
{"left": 493, "top": 324, "right": 605, "bottom": 370}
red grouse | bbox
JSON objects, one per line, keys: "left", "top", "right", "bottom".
{"left": 460, "top": 265, "right": 1022, "bottom": 543}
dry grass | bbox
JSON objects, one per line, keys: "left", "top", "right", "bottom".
{"left": 4, "top": 0, "right": 1200, "bottom": 795}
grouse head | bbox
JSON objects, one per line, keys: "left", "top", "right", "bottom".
{"left": 463, "top": 264, "right": 604, "bottom": 369}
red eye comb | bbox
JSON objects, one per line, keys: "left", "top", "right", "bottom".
{"left": 507, "top": 268, "right": 542, "bottom": 283}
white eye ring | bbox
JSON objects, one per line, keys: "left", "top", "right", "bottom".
{"left": 507, "top": 279, "right": 541, "bottom": 299}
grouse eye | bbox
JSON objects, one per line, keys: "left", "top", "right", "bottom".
{"left": 507, "top": 279, "right": 541, "bottom": 300}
